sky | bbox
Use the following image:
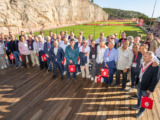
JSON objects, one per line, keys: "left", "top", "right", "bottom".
{"left": 94, "top": 0, "right": 160, "bottom": 18}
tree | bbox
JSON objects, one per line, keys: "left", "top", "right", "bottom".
{"left": 90, "top": 0, "right": 94, "bottom": 3}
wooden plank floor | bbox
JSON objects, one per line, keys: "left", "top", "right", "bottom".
{"left": 0, "top": 67, "right": 160, "bottom": 120}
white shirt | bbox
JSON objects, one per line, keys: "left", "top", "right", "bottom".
{"left": 117, "top": 47, "right": 133, "bottom": 70}
{"left": 79, "top": 46, "right": 90, "bottom": 63}
{"left": 156, "top": 46, "right": 160, "bottom": 58}
{"left": 33, "top": 41, "right": 39, "bottom": 53}
{"left": 95, "top": 38, "right": 106, "bottom": 44}
{"left": 96, "top": 45, "right": 106, "bottom": 64}
{"left": 60, "top": 42, "right": 70, "bottom": 52}
{"left": 139, "top": 61, "right": 153, "bottom": 82}
{"left": 0, "top": 43, "right": 5, "bottom": 54}
{"left": 38, "top": 41, "right": 44, "bottom": 51}
{"left": 54, "top": 48, "right": 58, "bottom": 55}
{"left": 87, "top": 39, "right": 92, "bottom": 46}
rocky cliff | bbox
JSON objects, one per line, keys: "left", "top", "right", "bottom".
{"left": 0, "top": 0, "right": 108, "bottom": 34}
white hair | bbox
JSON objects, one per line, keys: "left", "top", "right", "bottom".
{"left": 38, "top": 35, "right": 42, "bottom": 39}
{"left": 47, "top": 36, "right": 51, "bottom": 40}
{"left": 109, "top": 41, "right": 115, "bottom": 46}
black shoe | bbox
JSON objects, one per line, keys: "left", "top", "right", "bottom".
{"left": 131, "top": 94, "right": 138, "bottom": 99}
{"left": 61, "top": 76, "right": 63, "bottom": 80}
{"left": 52, "top": 75, "right": 57, "bottom": 79}
{"left": 131, "top": 105, "right": 140, "bottom": 110}
{"left": 48, "top": 69, "right": 52, "bottom": 72}
{"left": 121, "top": 88, "right": 126, "bottom": 91}
{"left": 136, "top": 111, "right": 143, "bottom": 118}
{"left": 67, "top": 78, "right": 70, "bottom": 82}
{"left": 113, "top": 84, "right": 120, "bottom": 87}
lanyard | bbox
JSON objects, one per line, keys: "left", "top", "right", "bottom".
{"left": 92, "top": 46, "right": 95, "bottom": 54}
{"left": 29, "top": 40, "right": 32, "bottom": 46}
{"left": 47, "top": 42, "right": 51, "bottom": 49}
{"left": 5, "top": 41, "right": 7, "bottom": 47}
{"left": 82, "top": 46, "right": 86, "bottom": 53}
{"left": 133, "top": 53, "right": 138, "bottom": 62}
{"left": 122, "top": 38, "right": 126, "bottom": 43}
{"left": 107, "top": 49, "right": 111, "bottom": 57}
{"left": 39, "top": 42, "right": 42, "bottom": 48}
{"left": 141, "top": 62, "right": 153, "bottom": 74}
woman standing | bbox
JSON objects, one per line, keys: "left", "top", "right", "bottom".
{"left": 18, "top": 36, "right": 32, "bottom": 68}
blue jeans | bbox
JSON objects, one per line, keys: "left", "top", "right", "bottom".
{"left": 137, "top": 82, "right": 150, "bottom": 113}
{"left": 13, "top": 51, "right": 23, "bottom": 67}
{"left": 104, "top": 68, "right": 116, "bottom": 85}
{"left": 66, "top": 64, "right": 77, "bottom": 79}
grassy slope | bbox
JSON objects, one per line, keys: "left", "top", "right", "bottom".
{"left": 32, "top": 22, "right": 147, "bottom": 40}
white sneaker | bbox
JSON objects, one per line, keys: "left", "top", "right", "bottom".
{"left": 1, "top": 66, "right": 4, "bottom": 70}
{"left": 4, "top": 65, "right": 7, "bottom": 68}
{"left": 76, "top": 72, "right": 81, "bottom": 75}
{"left": 91, "top": 77, "right": 94, "bottom": 81}
{"left": 63, "top": 71, "right": 67, "bottom": 75}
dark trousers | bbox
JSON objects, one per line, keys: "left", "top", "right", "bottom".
{"left": 53, "top": 61, "right": 63, "bottom": 77}
{"left": 77, "top": 64, "right": 81, "bottom": 72}
{"left": 66, "top": 64, "right": 77, "bottom": 79}
{"left": 104, "top": 68, "right": 116, "bottom": 85}
{"left": 47, "top": 57, "right": 52, "bottom": 70}
{"left": 39, "top": 51, "right": 48, "bottom": 69}
{"left": 116, "top": 69, "right": 128, "bottom": 88}
{"left": 22, "top": 54, "right": 32, "bottom": 68}
{"left": 6, "top": 51, "right": 15, "bottom": 64}
{"left": 95, "top": 62, "right": 103, "bottom": 76}
{"left": 131, "top": 70, "right": 139, "bottom": 88}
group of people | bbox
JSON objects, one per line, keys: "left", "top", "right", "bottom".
{"left": 0, "top": 30, "right": 160, "bottom": 118}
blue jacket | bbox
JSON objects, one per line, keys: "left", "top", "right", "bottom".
{"left": 27, "top": 40, "right": 35, "bottom": 50}
{"left": 4, "top": 41, "right": 11, "bottom": 52}
{"left": 104, "top": 60, "right": 116, "bottom": 69}
{"left": 44, "top": 41, "right": 53, "bottom": 55}
{"left": 10, "top": 40, "right": 19, "bottom": 52}
{"left": 79, "top": 52, "right": 87, "bottom": 66}
{"left": 49, "top": 47, "right": 64, "bottom": 62}
{"left": 75, "top": 42, "right": 82, "bottom": 49}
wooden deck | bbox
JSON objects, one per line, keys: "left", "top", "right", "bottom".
{"left": 0, "top": 66, "right": 160, "bottom": 120}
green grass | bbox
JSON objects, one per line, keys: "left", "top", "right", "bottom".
{"left": 32, "top": 22, "right": 147, "bottom": 40}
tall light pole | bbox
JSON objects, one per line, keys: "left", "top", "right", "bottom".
{"left": 149, "top": 0, "right": 158, "bottom": 27}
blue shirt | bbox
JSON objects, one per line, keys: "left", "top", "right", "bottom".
{"left": 103, "top": 48, "right": 118, "bottom": 63}
{"left": 65, "top": 45, "right": 79, "bottom": 64}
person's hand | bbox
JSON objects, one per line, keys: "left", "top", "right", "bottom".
{"left": 123, "top": 68, "right": 127, "bottom": 73}
{"left": 69, "top": 60, "right": 73, "bottom": 64}
{"left": 85, "top": 53, "right": 88, "bottom": 56}
{"left": 147, "top": 90, "right": 151, "bottom": 94}
{"left": 152, "top": 61, "right": 159, "bottom": 67}
{"left": 46, "top": 54, "right": 49, "bottom": 58}
{"left": 105, "top": 64, "right": 108, "bottom": 68}
{"left": 35, "top": 53, "right": 39, "bottom": 56}
{"left": 128, "top": 68, "right": 131, "bottom": 72}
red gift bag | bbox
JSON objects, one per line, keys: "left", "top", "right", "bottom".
{"left": 62, "top": 58, "right": 66, "bottom": 65}
{"left": 101, "top": 69, "right": 109, "bottom": 77}
{"left": 69, "top": 65, "right": 75, "bottom": 72}
{"left": 9, "top": 54, "right": 15, "bottom": 60}
{"left": 19, "top": 54, "right": 23, "bottom": 61}
{"left": 95, "top": 75, "right": 101, "bottom": 83}
{"left": 41, "top": 54, "right": 47, "bottom": 62}
{"left": 141, "top": 95, "right": 153, "bottom": 109}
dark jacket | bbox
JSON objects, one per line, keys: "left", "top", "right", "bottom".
{"left": 49, "top": 47, "right": 64, "bottom": 63}
{"left": 141, "top": 64, "right": 160, "bottom": 92}
{"left": 131, "top": 52, "right": 142, "bottom": 73}
{"left": 79, "top": 52, "right": 87, "bottom": 66}
{"left": 89, "top": 44, "right": 98, "bottom": 59}
{"left": 44, "top": 41, "right": 53, "bottom": 55}
{"left": 10, "top": 40, "right": 19, "bottom": 52}
{"left": 75, "top": 42, "right": 82, "bottom": 49}
{"left": 27, "top": 39, "right": 35, "bottom": 50}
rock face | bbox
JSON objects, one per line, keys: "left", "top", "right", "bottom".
{"left": 0, "top": 0, "right": 108, "bottom": 34}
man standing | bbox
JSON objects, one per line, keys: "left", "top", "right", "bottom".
{"left": 44, "top": 36, "right": 53, "bottom": 71}
{"left": 27, "top": 35, "right": 35, "bottom": 66}
{"left": 103, "top": 41, "right": 118, "bottom": 86}
{"left": 49, "top": 40, "right": 64, "bottom": 79}
{"left": 79, "top": 40, "right": 90, "bottom": 79}
{"left": 65, "top": 39, "right": 79, "bottom": 82}
{"left": 10, "top": 35, "right": 23, "bottom": 69}
{"left": 95, "top": 32, "right": 106, "bottom": 44}
{"left": 118, "top": 32, "right": 127, "bottom": 47}
{"left": 131, "top": 51, "right": 160, "bottom": 118}
{"left": 115, "top": 40, "right": 133, "bottom": 91}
